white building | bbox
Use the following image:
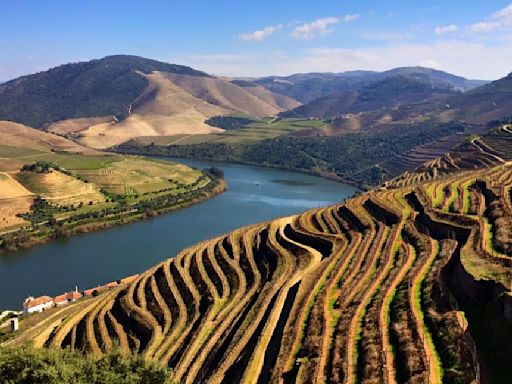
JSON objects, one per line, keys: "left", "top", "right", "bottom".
{"left": 22, "top": 295, "right": 54, "bottom": 315}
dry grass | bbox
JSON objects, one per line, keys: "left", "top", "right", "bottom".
{"left": 47, "top": 116, "right": 113, "bottom": 135}
{"left": 42, "top": 70, "right": 300, "bottom": 149}
{"left": 0, "top": 120, "right": 97, "bottom": 154}
{"left": 0, "top": 196, "right": 33, "bottom": 230}
{"left": 166, "top": 72, "right": 299, "bottom": 117}
{"left": 15, "top": 170, "right": 105, "bottom": 206}
{"left": 76, "top": 72, "right": 226, "bottom": 149}
{"left": 0, "top": 173, "right": 33, "bottom": 199}
{"left": 0, "top": 173, "right": 34, "bottom": 230}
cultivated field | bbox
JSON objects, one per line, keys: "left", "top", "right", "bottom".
{"left": 14, "top": 170, "right": 106, "bottom": 206}
{"left": 0, "top": 140, "right": 207, "bottom": 232}
{"left": 0, "top": 120, "right": 97, "bottom": 154}
{"left": 76, "top": 158, "right": 202, "bottom": 195}
{"left": 133, "top": 118, "right": 328, "bottom": 146}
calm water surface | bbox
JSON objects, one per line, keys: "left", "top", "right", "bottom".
{"left": 0, "top": 158, "right": 356, "bottom": 309}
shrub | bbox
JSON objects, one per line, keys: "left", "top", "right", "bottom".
{"left": 0, "top": 346, "right": 175, "bottom": 384}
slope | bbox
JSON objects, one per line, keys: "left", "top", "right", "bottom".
{"left": 0, "top": 121, "right": 96, "bottom": 154}
{"left": 76, "top": 72, "right": 227, "bottom": 149}
{"left": 0, "top": 55, "right": 209, "bottom": 128}
{"left": 442, "top": 72, "right": 512, "bottom": 123}
{"left": 281, "top": 75, "right": 456, "bottom": 119}
{"left": 9, "top": 147, "right": 512, "bottom": 383}
{"left": 165, "top": 73, "right": 300, "bottom": 117}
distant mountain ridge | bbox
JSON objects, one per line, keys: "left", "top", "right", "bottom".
{"left": 281, "top": 75, "right": 456, "bottom": 119}
{"left": 0, "top": 55, "right": 505, "bottom": 150}
{"left": 254, "top": 66, "right": 488, "bottom": 103}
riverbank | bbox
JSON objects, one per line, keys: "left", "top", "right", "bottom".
{"left": 115, "top": 148, "right": 367, "bottom": 191}
{"left": 0, "top": 160, "right": 355, "bottom": 309}
{"left": 0, "top": 174, "right": 226, "bottom": 253}
{"left": 113, "top": 121, "right": 467, "bottom": 191}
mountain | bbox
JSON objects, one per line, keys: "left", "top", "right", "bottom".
{"left": 0, "top": 55, "right": 300, "bottom": 149}
{"left": 440, "top": 72, "right": 512, "bottom": 123}
{"left": 0, "top": 55, "right": 209, "bottom": 129}
{"left": 255, "top": 67, "right": 488, "bottom": 103}
{"left": 281, "top": 75, "right": 456, "bottom": 119}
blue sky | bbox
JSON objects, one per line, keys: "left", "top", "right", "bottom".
{"left": 1, "top": 1, "right": 512, "bottom": 80}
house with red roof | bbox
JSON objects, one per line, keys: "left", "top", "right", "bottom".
{"left": 23, "top": 296, "right": 54, "bottom": 315}
{"left": 54, "top": 290, "right": 83, "bottom": 306}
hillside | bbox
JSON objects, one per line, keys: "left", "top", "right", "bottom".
{"left": 0, "top": 55, "right": 210, "bottom": 129}
{"left": 441, "top": 72, "right": 512, "bottom": 123}
{"left": 7, "top": 127, "right": 512, "bottom": 382}
{"left": 74, "top": 71, "right": 300, "bottom": 149}
{"left": 255, "top": 67, "right": 487, "bottom": 103}
{"left": 0, "top": 126, "right": 222, "bottom": 236}
{"left": 281, "top": 75, "right": 455, "bottom": 119}
{"left": 0, "top": 121, "right": 96, "bottom": 154}
{"left": 0, "top": 55, "right": 300, "bottom": 149}
{"left": 116, "top": 121, "right": 471, "bottom": 189}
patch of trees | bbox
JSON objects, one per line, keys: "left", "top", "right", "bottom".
{"left": 205, "top": 116, "right": 256, "bottom": 130}
{"left": 204, "top": 167, "right": 224, "bottom": 178}
{"left": 21, "top": 161, "right": 71, "bottom": 175}
{"left": 18, "top": 196, "right": 59, "bottom": 226}
{"left": 0, "top": 231, "right": 33, "bottom": 252}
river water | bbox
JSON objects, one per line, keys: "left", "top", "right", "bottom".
{"left": 0, "top": 158, "right": 356, "bottom": 309}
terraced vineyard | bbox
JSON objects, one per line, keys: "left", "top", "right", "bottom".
{"left": 6, "top": 128, "right": 512, "bottom": 383}
{"left": 388, "top": 126, "right": 512, "bottom": 188}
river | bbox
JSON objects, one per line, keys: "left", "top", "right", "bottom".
{"left": 0, "top": 158, "right": 357, "bottom": 309}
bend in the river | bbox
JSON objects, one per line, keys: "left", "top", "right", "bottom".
{"left": 0, "top": 158, "right": 357, "bottom": 309}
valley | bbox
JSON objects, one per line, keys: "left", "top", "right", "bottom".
{"left": 4, "top": 127, "right": 512, "bottom": 383}
{"left": 1, "top": 51, "right": 512, "bottom": 384}
{"left": 0, "top": 159, "right": 354, "bottom": 310}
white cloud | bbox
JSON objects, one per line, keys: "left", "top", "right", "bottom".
{"left": 291, "top": 15, "right": 358, "bottom": 39}
{"left": 292, "top": 17, "right": 339, "bottom": 39}
{"left": 239, "top": 24, "right": 283, "bottom": 42}
{"left": 470, "top": 3, "right": 512, "bottom": 32}
{"left": 342, "top": 14, "right": 360, "bottom": 23}
{"left": 434, "top": 24, "right": 458, "bottom": 34}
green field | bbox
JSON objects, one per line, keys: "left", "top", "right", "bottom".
{"left": 41, "top": 153, "right": 123, "bottom": 170}
{"left": 0, "top": 144, "right": 212, "bottom": 236}
{"left": 0, "top": 145, "right": 46, "bottom": 158}
{"left": 76, "top": 157, "right": 202, "bottom": 195}
{"left": 135, "top": 118, "right": 328, "bottom": 146}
